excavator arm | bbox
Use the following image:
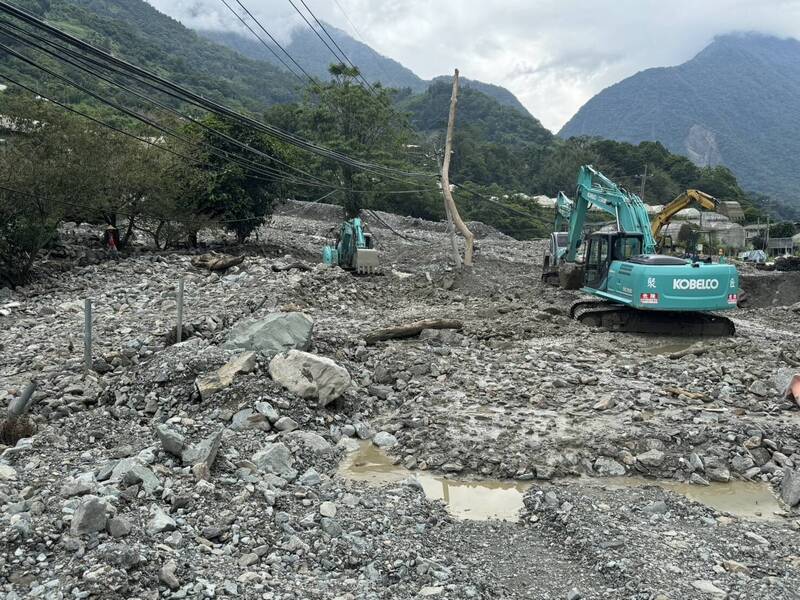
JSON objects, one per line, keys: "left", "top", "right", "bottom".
{"left": 651, "top": 190, "right": 718, "bottom": 247}
{"left": 564, "top": 165, "right": 657, "bottom": 261}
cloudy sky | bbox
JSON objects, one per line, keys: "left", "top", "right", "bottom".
{"left": 145, "top": 0, "right": 800, "bottom": 132}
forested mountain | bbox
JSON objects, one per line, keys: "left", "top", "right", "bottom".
{"left": 560, "top": 33, "right": 800, "bottom": 205}
{"left": 4, "top": 0, "right": 300, "bottom": 112}
{"left": 201, "top": 28, "right": 531, "bottom": 115}
{"left": 0, "top": 0, "right": 774, "bottom": 237}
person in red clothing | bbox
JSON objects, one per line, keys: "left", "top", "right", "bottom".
{"left": 103, "top": 224, "right": 120, "bottom": 257}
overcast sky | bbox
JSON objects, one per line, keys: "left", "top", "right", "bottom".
{"left": 145, "top": 0, "right": 800, "bottom": 132}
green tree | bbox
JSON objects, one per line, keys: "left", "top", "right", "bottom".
{"left": 292, "top": 64, "right": 413, "bottom": 218}
{"left": 185, "top": 116, "right": 292, "bottom": 242}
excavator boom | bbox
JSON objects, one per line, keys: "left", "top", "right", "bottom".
{"left": 651, "top": 189, "right": 719, "bottom": 249}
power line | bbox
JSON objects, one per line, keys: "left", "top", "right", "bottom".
{"left": 0, "top": 38, "right": 329, "bottom": 189}
{"left": 0, "top": 1, "right": 435, "bottom": 182}
{"left": 0, "top": 72, "right": 438, "bottom": 198}
{"left": 295, "top": 0, "right": 375, "bottom": 93}
{"left": 217, "top": 0, "right": 306, "bottom": 85}
{"left": 231, "top": 0, "right": 320, "bottom": 88}
{"left": 0, "top": 18, "right": 333, "bottom": 187}
{"left": 0, "top": 22, "right": 335, "bottom": 187}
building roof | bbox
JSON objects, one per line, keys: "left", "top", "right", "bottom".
{"left": 718, "top": 201, "right": 745, "bottom": 221}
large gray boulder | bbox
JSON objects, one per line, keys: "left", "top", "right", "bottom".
{"left": 224, "top": 313, "right": 313, "bottom": 357}
{"left": 70, "top": 495, "right": 110, "bottom": 536}
{"left": 269, "top": 350, "right": 351, "bottom": 407}
{"left": 252, "top": 442, "right": 297, "bottom": 481}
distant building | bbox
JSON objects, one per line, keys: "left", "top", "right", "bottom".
{"left": 717, "top": 201, "right": 745, "bottom": 222}
{"left": 744, "top": 223, "right": 769, "bottom": 244}
{"left": 768, "top": 237, "right": 795, "bottom": 256}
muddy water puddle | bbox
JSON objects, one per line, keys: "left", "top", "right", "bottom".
{"left": 339, "top": 442, "right": 530, "bottom": 522}
{"left": 646, "top": 339, "right": 703, "bottom": 356}
{"left": 600, "top": 476, "right": 782, "bottom": 520}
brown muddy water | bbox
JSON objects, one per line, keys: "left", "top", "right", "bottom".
{"left": 338, "top": 441, "right": 530, "bottom": 522}
{"left": 598, "top": 476, "right": 782, "bottom": 520}
{"left": 339, "top": 442, "right": 783, "bottom": 522}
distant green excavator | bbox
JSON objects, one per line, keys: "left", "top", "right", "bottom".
{"left": 322, "top": 217, "right": 380, "bottom": 274}
{"left": 542, "top": 166, "right": 739, "bottom": 336}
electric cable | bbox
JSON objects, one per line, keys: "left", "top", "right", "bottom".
{"left": 0, "top": 2, "right": 435, "bottom": 181}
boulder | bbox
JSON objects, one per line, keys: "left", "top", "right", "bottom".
{"left": 252, "top": 442, "right": 297, "bottom": 480}
{"left": 781, "top": 468, "right": 800, "bottom": 507}
{"left": 373, "top": 432, "right": 398, "bottom": 449}
{"left": 70, "top": 495, "right": 110, "bottom": 536}
{"left": 637, "top": 449, "right": 666, "bottom": 468}
{"left": 195, "top": 352, "right": 257, "bottom": 400}
{"left": 224, "top": 313, "right": 313, "bottom": 357}
{"left": 181, "top": 429, "right": 223, "bottom": 470}
{"left": 147, "top": 506, "right": 177, "bottom": 536}
{"left": 594, "top": 457, "right": 626, "bottom": 477}
{"left": 156, "top": 425, "right": 185, "bottom": 457}
{"left": 284, "top": 430, "right": 332, "bottom": 453}
{"left": 269, "top": 350, "right": 351, "bottom": 407}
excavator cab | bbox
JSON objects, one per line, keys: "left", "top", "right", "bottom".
{"left": 583, "top": 232, "right": 643, "bottom": 290}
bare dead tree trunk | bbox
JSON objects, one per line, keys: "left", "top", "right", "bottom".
{"left": 441, "top": 69, "right": 474, "bottom": 267}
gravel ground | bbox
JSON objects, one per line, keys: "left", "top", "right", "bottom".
{"left": 1, "top": 200, "right": 799, "bottom": 599}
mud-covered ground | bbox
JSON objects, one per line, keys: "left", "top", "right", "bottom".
{"left": 1, "top": 200, "right": 799, "bottom": 600}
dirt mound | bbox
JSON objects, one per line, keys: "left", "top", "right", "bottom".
{"left": 740, "top": 271, "right": 800, "bottom": 307}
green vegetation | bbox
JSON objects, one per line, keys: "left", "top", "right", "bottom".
{"left": 0, "top": 93, "right": 283, "bottom": 284}
{"left": 560, "top": 33, "right": 800, "bottom": 209}
{"left": 5, "top": 0, "right": 300, "bottom": 113}
{"left": 0, "top": 0, "right": 790, "bottom": 284}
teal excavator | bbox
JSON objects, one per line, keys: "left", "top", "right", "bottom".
{"left": 542, "top": 166, "right": 738, "bottom": 336}
{"left": 322, "top": 217, "right": 380, "bottom": 274}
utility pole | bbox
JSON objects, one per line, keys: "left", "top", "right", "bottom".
{"left": 440, "top": 69, "right": 474, "bottom": 267}
{"left": 433, "top": 146, "right": 462, "bottom": 268}
{"left": 639, "top": 164, "right": 648, "bottom": 201}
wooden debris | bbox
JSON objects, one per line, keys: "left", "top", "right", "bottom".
{"left": 271, "top": 261, "right": 311, "bottom": 273}
{"left": 191, "top": 253, "right": 245, "bottom": 272}
{"left": 364, "top": 319, "right": 464, "bottom": 345}
{"left": 664, "top": 387, "right": 707, "bottom": 401}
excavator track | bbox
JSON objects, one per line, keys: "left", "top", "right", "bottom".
{"left": 569, "top": 300, "right": 736, "bottom": 337}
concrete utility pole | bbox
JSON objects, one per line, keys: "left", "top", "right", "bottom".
{"left": 440, "top": 69, "right": 474, "bottom": 267}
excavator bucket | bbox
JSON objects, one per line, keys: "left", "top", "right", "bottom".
{"left": 354, "top": 248, "right": 380, "bottom": 275}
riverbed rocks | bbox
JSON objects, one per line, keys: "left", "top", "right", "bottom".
{"left": 269, "top": 349, "right": 351, "bottom": 406}
{"left": 2, "top": 202, "right": 799, "bottom": 599}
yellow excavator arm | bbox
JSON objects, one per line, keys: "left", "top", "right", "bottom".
{"left": 651, "top": 189, "right": 719, "bottom": 248}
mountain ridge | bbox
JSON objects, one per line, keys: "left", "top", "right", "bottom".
{"left": 559, "top": 33, "right": 800, "bottom": 204}
{"left": 200, "top": 27, "right": 532, "bottom": 116}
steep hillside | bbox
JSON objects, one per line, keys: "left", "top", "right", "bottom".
{"left": 203, "top": 27, "right": 424, "bottom": 92}
{"left": 560, "top": 33, "right": 800, "bottom": 203}
{"left": 201, "top": 28, "right": 531, "bottom": 115}
{"left": 402, "top": 80, "right": 551, "bottom": 148}
{"left": 4, "top": 0, "right": 300, "bottom": 112}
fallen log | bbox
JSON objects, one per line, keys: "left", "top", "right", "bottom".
{"left": 364, "top": 319, "right": 463, "bottom": 345}
{"left": 191, "top": 253, "right": 245, "bottom": 272}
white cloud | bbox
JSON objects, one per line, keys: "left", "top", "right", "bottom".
{"left": 145, "top": 0, "right": 800, "bottom": 131}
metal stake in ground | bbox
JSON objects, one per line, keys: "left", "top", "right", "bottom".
{"left": 84, "top": 299, "right": 92, "bottom": 372}
{"left": 176, "top": 277, "right": 185, "bottom": 343}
